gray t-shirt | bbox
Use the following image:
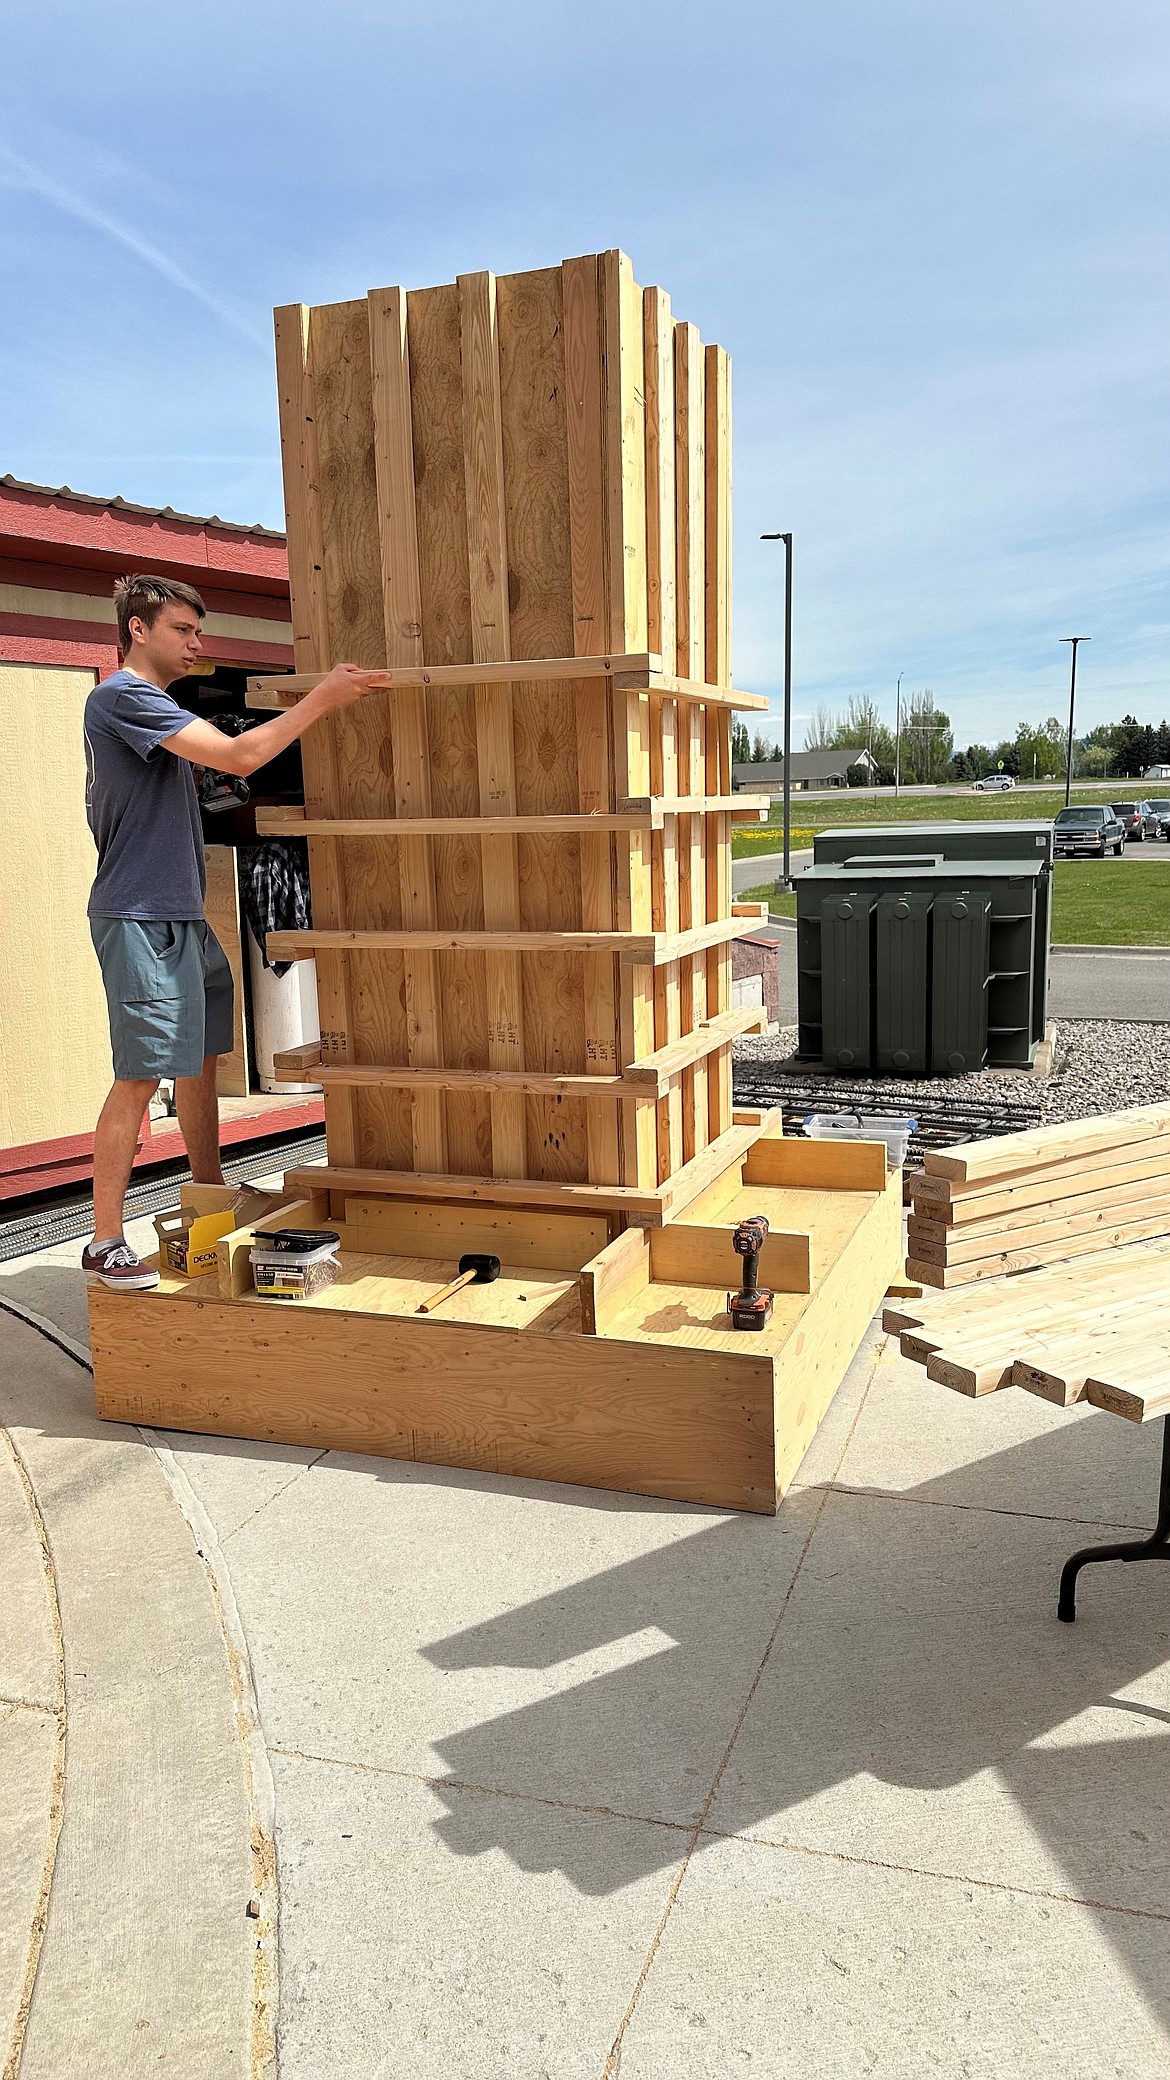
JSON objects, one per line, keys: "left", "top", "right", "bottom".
{"left": 84, "top": 670, "right": 205, "bottom": 920}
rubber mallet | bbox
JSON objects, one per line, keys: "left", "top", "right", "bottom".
{"left": 417, "top": 1252, "right": 501, "bottom": 1314}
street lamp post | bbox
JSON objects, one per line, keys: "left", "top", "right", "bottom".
{"left": 1060, "top": 636, "right": 1090, "bottom": 808}
{"left": 894, "top": 672, "right": 904, "bottom": 797}
{"left": 761, "top": 530, "right": 793, "bottom": 885}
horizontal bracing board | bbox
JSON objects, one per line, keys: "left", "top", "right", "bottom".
{"left": 621, "top": 1006, "right": 767, "bottom": 1089}
{"left": 283, "top": 1162, "right": 669, "bottom": 1219}
{"left": 279, "top": 1117, "right": 779, "bottom": 1228}
{"left": 246, "top": 659, "right": 769, "bottom": 713}
{"left": 272, "top": 1005, "right": 765, "bottom": 1101}
{"left": 254, "top": 795, "right": 770, "bottom": 838}
{"left": 265, "top": 914, "right": 766, "bottom": 966}
{"left": 277, "top": 1060, "right": 626, "bottom": 1099}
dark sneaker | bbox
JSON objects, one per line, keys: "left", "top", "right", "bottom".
{"left": 81, "top": 1240, "right": 160, "bottom": 1291}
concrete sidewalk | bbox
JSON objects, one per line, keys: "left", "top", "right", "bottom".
{"left": 3, "top": 1220, "right": 1170, "bottom": 2077}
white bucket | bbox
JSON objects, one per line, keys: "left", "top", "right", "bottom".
{"left": 246, "top": 934, "right": 322, "bottom": 1094}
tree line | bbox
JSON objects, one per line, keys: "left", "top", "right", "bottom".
{"left": 731, "top": 697, "right": 1170, "bottom": 787}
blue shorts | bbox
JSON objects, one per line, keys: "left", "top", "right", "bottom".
{"left": 90, "top": 918, "right": 234, "bottom": 1081}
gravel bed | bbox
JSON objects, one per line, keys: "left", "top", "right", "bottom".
{"left": 734, "top": 1019, "right": 1170, "bottom": 1131}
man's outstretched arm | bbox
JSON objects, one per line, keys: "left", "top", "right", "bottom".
{"left": 161, "top": 663, "right": 383, "bottom": 778}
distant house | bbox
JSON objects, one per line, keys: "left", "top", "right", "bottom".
{"left": 731, "top": 747, "right": 879, "bottom": 795}
{"left": 1144, "top": 764, "right": 1170, "bottom": 782}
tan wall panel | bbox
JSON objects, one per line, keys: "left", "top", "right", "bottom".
{"left": 0, "top": 663, "right": 113, "bottom": 1149}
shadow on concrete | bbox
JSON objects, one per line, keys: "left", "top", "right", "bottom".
{"left": 6, "top": 1255, "right": 1170, "bottom": 2033}
{"left": 421, "top": 1428, "right": 1170, "bottom": 2035}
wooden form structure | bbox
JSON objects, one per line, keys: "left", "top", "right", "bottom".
{"left": 92, "top": 1131, "right": 902, "bottom": 1513}
{"left": 88, "top": 251, "right": 904, "bottom": 1511}
{"left": 248, "top": 249, "right": 772, "bottom": 1209}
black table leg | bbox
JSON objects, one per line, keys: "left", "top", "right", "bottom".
{"left": 1058, "top": 1413, "right": 1170, "bottom": 1622}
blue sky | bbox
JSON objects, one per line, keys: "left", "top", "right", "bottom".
{"left": 2, "top": 0, "right": 1167, "bottom": 746}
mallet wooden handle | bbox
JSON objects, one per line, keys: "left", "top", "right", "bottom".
{"left": 417, "top": 1268, "right": 477, "bottom": 1314}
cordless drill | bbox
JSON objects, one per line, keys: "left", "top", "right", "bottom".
{"left": 727, "top": 1215, "right": 773, "bottom": 1331}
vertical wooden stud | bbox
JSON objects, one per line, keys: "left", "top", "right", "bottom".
{"left": 368, "top": 286, "right": 446, "bottom": 1173}
{"left": 458, "top": 270, "right": 526, "bottom": 1178}
{"left": 644, "top": 285, "right": 684, "bottom": 1179}
{"left": 603, "top": 252, "right": 657, "bottom": 1187}
{"left": 564, "top": 253, "right": 622, "bottom": 1185}
{"left": 273, "top": 302, "right": 359, "bottom": 1164}
{"left": 675, "top": 321, "right": 708, "bottom": 1155}
{"left": 705, "top": 342, "right": 732, "bottom": 1139}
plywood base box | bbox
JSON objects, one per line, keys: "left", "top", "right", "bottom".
{"left": 89, "top": 1130, "right": 901, "bottom": 1514}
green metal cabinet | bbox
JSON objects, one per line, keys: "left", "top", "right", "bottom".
{"left": 795, "top": 850, "right": 1047, "bottom": 1074}
{"left": 813, "top": 822, "right": 1052, "bottom": 1047}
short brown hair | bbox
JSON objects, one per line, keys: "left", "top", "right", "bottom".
{"left": 113, "top": 573, "right": 205, "bottom": 651}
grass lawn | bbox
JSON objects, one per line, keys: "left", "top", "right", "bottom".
{"left": 731, "top": 786, "right": 1130, "bottom": 858}
{"left": 1052, "top": 860, "right": 1170, "bottom": 946}
{"left": 738, "top": 862, "right": 1169, "bottom": 945}
{"left": 738, "top": 882, "right": 796, "bottom": 917}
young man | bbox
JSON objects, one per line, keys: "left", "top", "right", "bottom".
{"left": 82, "top": 572, "right": 379, "bottom": 1289}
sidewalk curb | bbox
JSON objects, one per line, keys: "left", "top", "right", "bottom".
{"left": 0, "top": 1292, "right": 278, "bottom": 2078}
{"left": 1053, "top": 943, "right": 1170, "bottom": 959}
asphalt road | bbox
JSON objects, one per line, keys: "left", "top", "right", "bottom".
{"left": 1048, "top": 947, "right": 1170, "bottom": 1022}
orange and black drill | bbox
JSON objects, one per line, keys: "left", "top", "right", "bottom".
{"left": 728, "top": 1214, "right": 773, "bottom": 1331}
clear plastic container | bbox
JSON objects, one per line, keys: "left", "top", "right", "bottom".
{"left": 802, "top": 1112, "right": 917, "bottom": 1168}
{"left": 249, "top": 1229, "right": 340, "bottom": 1301}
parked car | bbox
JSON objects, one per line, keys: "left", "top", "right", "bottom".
{"left": 1110, "top": 801, "right": 1154, "bottom": 841}
{"left": 971, "top": 774, "right": 1015, "bottom": 791}
{"left": 1053, "top": 806, "right": 1125, "bottom": 857}
{"left": 1146, "top": 797, "right": 1170, "bottom": 838}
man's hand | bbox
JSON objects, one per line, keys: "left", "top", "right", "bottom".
{"left": 314, "top": 663, "right": 387, "bottom": 710}
{"left": 163, "top": 661, "right": 389, "bottom": 779}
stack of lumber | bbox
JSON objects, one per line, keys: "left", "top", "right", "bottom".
{"left": 907, "top": 1103, "right": 1170, "bottom": 1288}
{"left": 885, "top": 1238, "right": 1170, "bottom": 1419}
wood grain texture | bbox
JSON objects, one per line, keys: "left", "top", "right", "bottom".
{"left": 344, "top": 1196, "right": 608, "bottom": 1272}
{"left": 460, "top": 268, "right": 527, "bottom": 1178}
{"left": 922, "top": 1103, "right": 1170, "bottom": 1183}
{"left": 564, "top": 251, "right": 622, "bottom": 1187}
{"left": 90, "top": 1280, "right": 779, "bottom": 1511}
{"left": 644, "top": 284, "right": 683, "bottom": 1180}
{"left": 268, "top": 254, "right": 739, "bottom": 1215}
{"left": 369, "top": 284, "right": 446, "bottom": 1173}
{"left": 274, "top": 302, "right": 360, "bottom": 1160}
{"left": 283, "top": 1162, "right": 669, "bottom": 1218}
{"left": 407, "top": 281, "right": 488, "bottom": 1175}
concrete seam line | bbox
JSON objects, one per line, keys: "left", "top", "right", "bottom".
{"left": 0, "top": 1425, "right": 66, "bottom": 2080}
{"left": 597, "top": 1331, "right": 888, "bottom": 2077}
{"left": 693, "top": 1826, "right": 1170, "bottom": 1926}
{"left": 0, "top": 1291, "right": 278, "bottom": 2079}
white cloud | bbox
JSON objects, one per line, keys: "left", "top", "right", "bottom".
{"left": 0, "top": 144, "right": 267, "bottom": 352}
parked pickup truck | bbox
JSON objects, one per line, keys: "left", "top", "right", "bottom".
{"left": 1053, "top": 805, "right": 1125, "bottom": 857}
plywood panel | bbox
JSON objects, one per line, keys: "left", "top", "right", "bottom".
{"left": 0, "top": 663, "right": 111, "bottom": 1149}
{"left": 90, "top": 1282, "right": 779, "bottom": 1511}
